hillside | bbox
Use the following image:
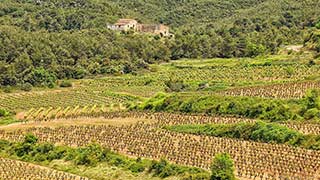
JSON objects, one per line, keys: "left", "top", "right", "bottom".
{"left": 0, "top": 0, "right": 320, "bottom": 88}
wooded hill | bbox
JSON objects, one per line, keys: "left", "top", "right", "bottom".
{"left": 0, "top": 0, "right": 320, "bottom": 87}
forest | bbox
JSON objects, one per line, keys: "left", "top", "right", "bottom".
{"left": 0, "top": 0, "right": 320, "bottom": 88}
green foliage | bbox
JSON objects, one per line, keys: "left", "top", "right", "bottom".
{"left": 26, "top": 68, "right": 57, "bottom": 88}
{"left": 0, "top": 26, "right": 170, "bottom": 87}
{"left": 149, "top": 158, "right": 204, "bottom": 178}
{"left": 166, "top": 121, "right": 320, "bottom": 150}
{"left": 210, "top": 153, "right": 235, "bottom": 180}
{"left": 303, "top": 108, "right": 320, "bottom": 120}
{"left": 138, "top": 93, "right": 168, "bottom": 111}
{"left": 304, "top": 89, "right": 320, "bottom": 109}
{"left": 128, "top": 158, "right": 145, "bottom": 173}
{"left": 182, "top": 173, "right": 211, "bottom": 180}
{"left": 138, "top": 93, "right": 298, "bottom": 121}
{"left": 59, "top": 80, "right": 73, "bottom": 88}
{"left": 2, "top": 86, "right": 12, "bottom": 93}
{"left": 165, "top": 80, "right": 189, "bottom": 92}
{"left": 316, "top": 22, "right": 320, "bottom": 29}
{"left": 0, "top": 135, "right": 208, "bottom": 178}
{"left": 149, "top": 159, "right": 174, "bottom": 178}
{"left": 139, "top": 89, "right": 320, "bottom": 123}
{"left": 20, "top": 83, "right": 32, "bottom": 91}
{"left": 74, "top": 144, "right": 108, "bottom": 166}
{"left": 0, "top": 109, "right": 10, "bottom": 117}
{"left": 24, "top": 134, "right": 38, "bottom": 144}
{"left": 0, "top": 0, "right": 319, "bottom": 85}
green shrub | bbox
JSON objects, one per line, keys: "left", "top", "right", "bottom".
{"left": 0, "top": 140, "right": 10, "bottom": 150}
{"left": 210, "top": 153, "right": 235, "bottom": 180}
{"left": 0, "top": 109, "right": 10, "bottom": 117}
{"left": 304, "top": 108, "right": 320, "bottom": 120}
{"left": 182, "top": 173, "right": 211, "bottom": 180}
{"left": 24, "top": 134, "right": 38, "bottom": 144}
{"left": 3, "top": 86, "right": 12, "bottom": 93}
{"left": 26, "top": 68, "right": 57, "bottom": 88}
{"left": 165, "top": 80, "right": 189, "bottom": 92}
{"left": 129, "top": 162, "right": 145, "bottom": 173}
{"left": 149, "top": 159, "right": 172, "bottom": 177}
{"left": 316, "top": 22, "right": 320, "bottom": 29}
{"left": 139, "top": 93, "right": 168, "bottom": 111}
{"left": 2, "top": 136, "right": 209, "bottom": 178}
{"left": 20, "top": 83, "right": 32, "bottom": 91}
{"left": 59, "top": 80, "right": 73, "bottom": 88}
{"left": 166, "top": 121, "right": 320, "bottom": 149}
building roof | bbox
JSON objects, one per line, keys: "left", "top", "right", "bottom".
{"left": 115, "top": 19, "right": 137, "bottom": 25}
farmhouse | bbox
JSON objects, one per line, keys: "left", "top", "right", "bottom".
{"left": 108, "top": 19, "right": 172, "bottom": 37}
{"left": 137, "top": 24, "right": 170, "bottom": 37}
{"left": 108, "top": 19, "right": 138, "bottom": 31}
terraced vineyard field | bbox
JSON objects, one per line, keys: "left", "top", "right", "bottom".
{"left": 1, "top": 56, "right": 320, "bottom": 180}
{"left": 158, "top": 64, "right": 320, "bottom": 84}
{"left": 0, "top": 157, "right": 88, "bottom": 180}
{"left": 19, "top": 104, "right": 126, "bottom": 122}
{"left": 219, "top": 81, "right": 320, "bottom": 99}
{"left": 0, "top": 114, "right": 319, "bottom": 180}
{"left": 0, "top": 89, "right": 138, "bottom": 112}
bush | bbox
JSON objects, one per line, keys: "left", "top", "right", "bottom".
{"left": 59, "top": 80, "right": 73, "bottom": 88}
{"left": 182, "top": 173, "right": 211, "bottom": 180}
{"left": 316, "top": 22, "right": 320, "bottom": 29}
{"left": 20, "top": 83, "right": 32, "bottom": 91}
{"left": 210, "top": 153, "right": 235, "bottom": 180}
{"left": 139, "top": 93, "right": 168, "bottom": 111}
{"left": 165, "top": 80, "right": 188, "bottom": 92}
{"left": 129, "top": 162, "right": 145, "bottom": 173}
{"left": 304, "top": 108, "right": 320, "bottom": 120}
{"left": 166, "top": 121, "right": 315, "bottom": 148}
{"left": 0, "top": 109, "right": 10, "bottom": 117}
{"left": 149, "top": 159, "right": 175, "bottom": 178}
{"left": 26, "top": 68, "right": 57, "bottom": 88}
{"left": 3, "top": 86, "right": 12, "bottom": 93}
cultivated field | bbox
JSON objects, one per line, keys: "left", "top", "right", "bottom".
{"left": 1, "top": 56, "right": 320, "bottom": 180}
{"left": 0, "top": 113, "right": 319, "bottom": 179}
{"left": 0, "top": 157, "right": 88, "bottom": 180}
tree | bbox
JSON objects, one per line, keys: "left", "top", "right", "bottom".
{"left": 26, "top": 68, "right": 57, "bottom": 88}
{"left": 210, "top": 153, "right": 236, "bottom": 180}
{"left": 316, "top": 22, "right": 320, "bottom": 29}
{"left": 304, "top": 89, "right": 320, "bottom": 110}
{"left": 24, "top": 134, "right": 38, "bottom": 144}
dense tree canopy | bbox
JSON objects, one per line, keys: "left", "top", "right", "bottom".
{"left": 1, "top": 0, "right": 320, "bottom": 87}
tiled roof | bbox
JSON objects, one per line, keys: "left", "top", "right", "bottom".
{"left": 115, "top": 19, "right": 137, "bottom": 25}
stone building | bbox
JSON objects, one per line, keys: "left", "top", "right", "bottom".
{"left": 108, "top": 19, "right": 138, "bottom": 31}
{"left": 108, "top": 19, "right": 172, "bottom": 37}
{"left": 137, "top": 24, "right": 170, "bottom": 37}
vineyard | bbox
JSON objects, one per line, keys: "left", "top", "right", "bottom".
{"left": 1, "top": 56, "right": 320, "bottom": 180}
{"left": 19, "top": 104, "right": 126, "bottom": 122}
{"left": 159, "top": 64, "right": 320, "bottom": 84}
{"left": 5, "top": 111, "right": 320, "bottom": 135}
{"left": 219, "top": 81, "right": 320, "bottom": 99}
{"left": 0, "top": 157, "right": 88, "bottom": 180}
{"left": 0, "top": 120, "right": 318, "bottom": 180}
{"left": 0, "top": 89, "right": 138, "bottom": 112}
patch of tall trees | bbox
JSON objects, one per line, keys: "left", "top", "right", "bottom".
{"left": 0, "top": 0, "right": 320, "bottom": 87}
